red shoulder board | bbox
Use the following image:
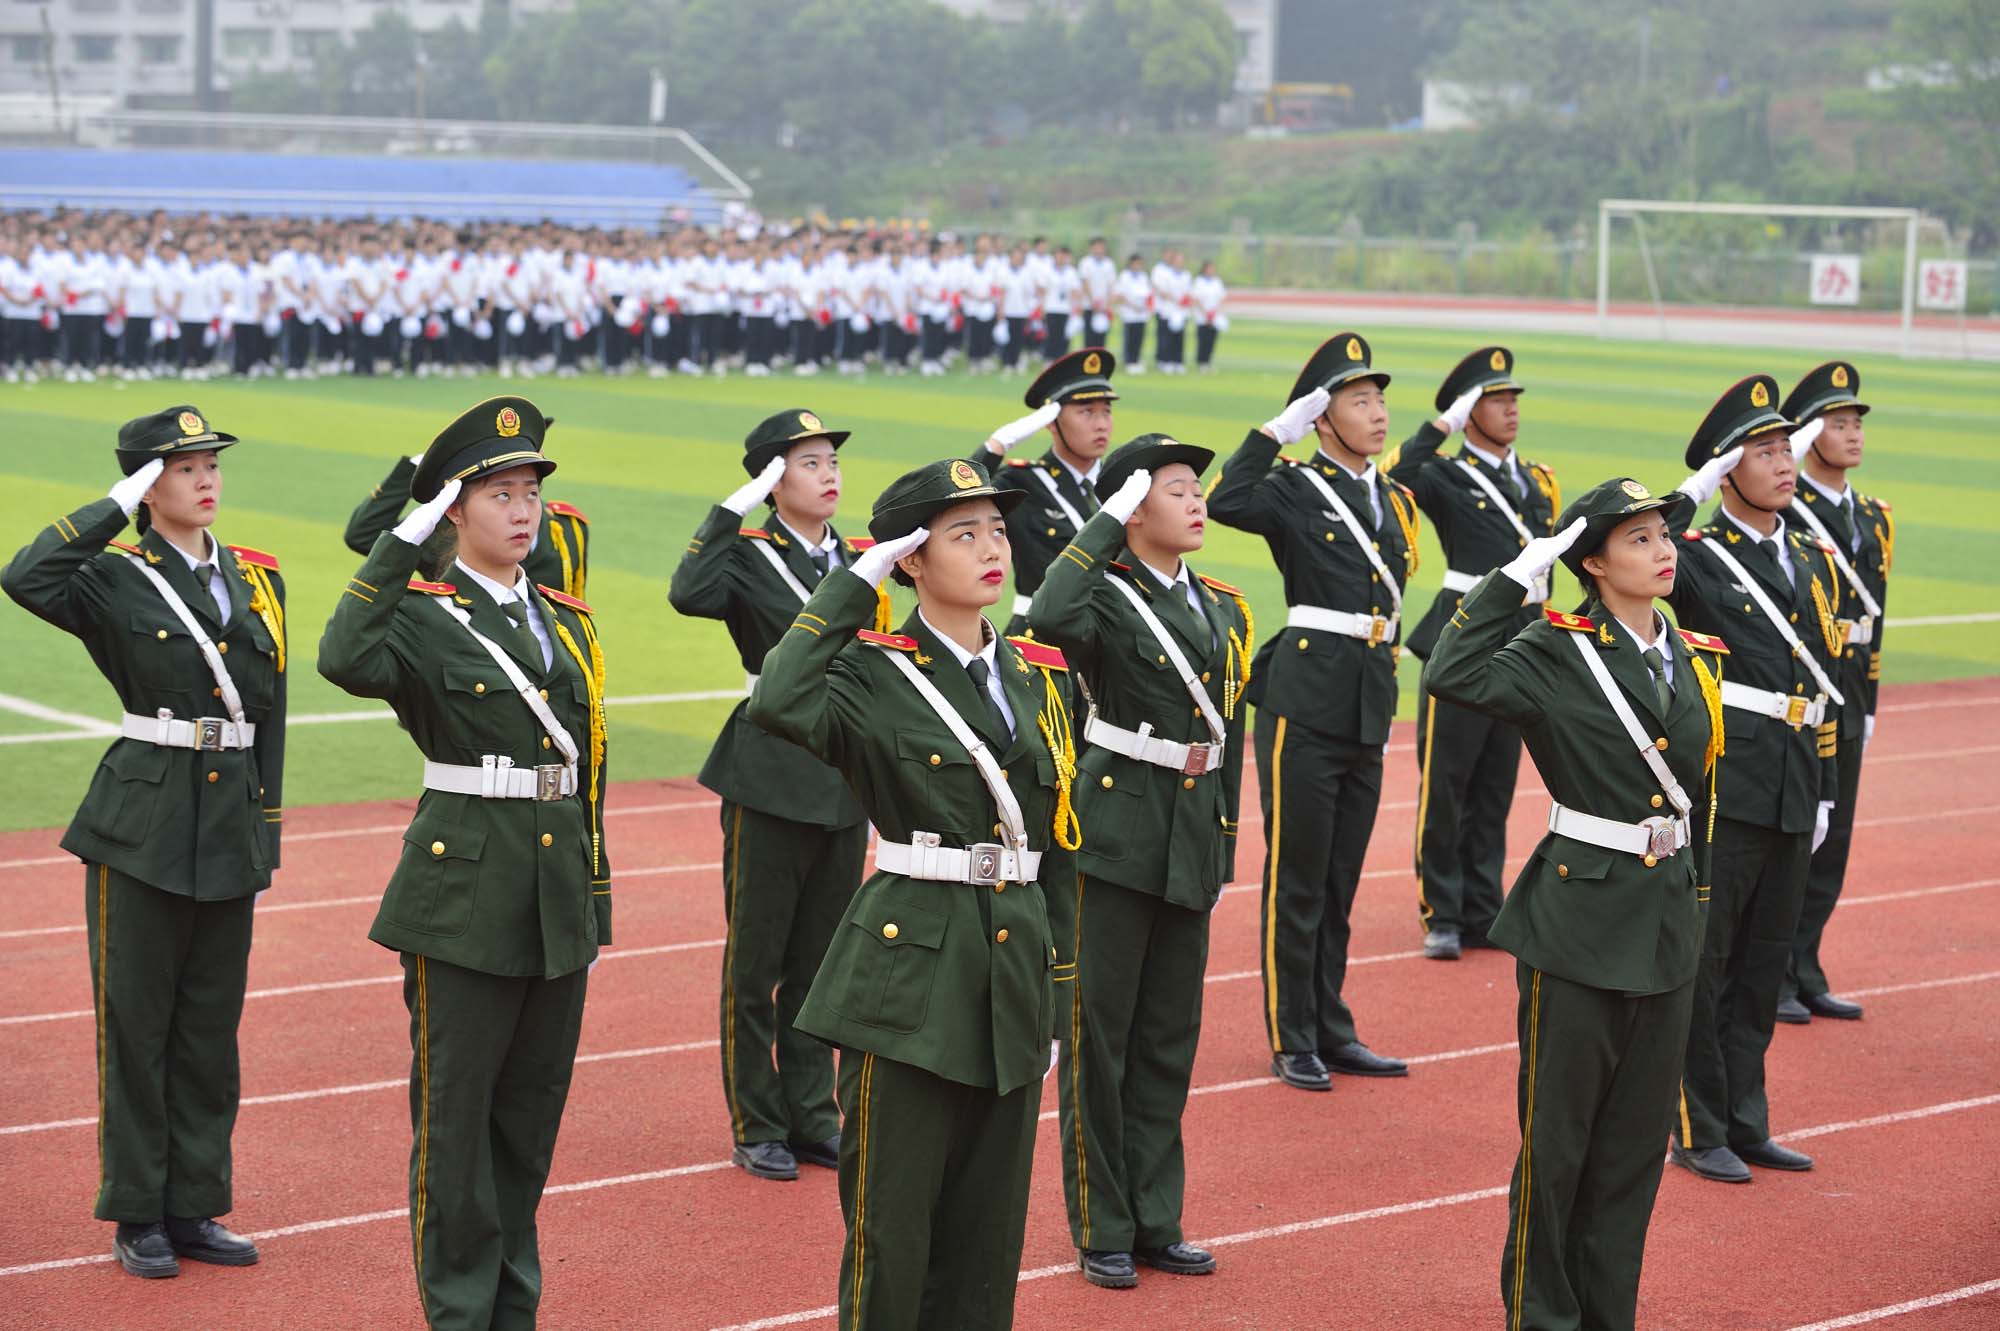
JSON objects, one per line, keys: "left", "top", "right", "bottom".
{"left": 1009, "top": 637, "right": 1068, "bottom": 672}
{"left": 536, "top": 585, "right": 593, "bottom": 615}
{"left": 1546, "top": 609, "right": 1594, "bottom": 632}
{"left": 1677, "top": 628, "right": 1729, "bottom": 655}
{"left": 857, "top": 629, "right": 918, "bottom": 651}
{"left": 106, "top": 540, "right": 142, "bottom": 556}
{"left": 1814, "top": 537, "right": 1837, "bottom": 554}
{"left": 227, "top": 544, "right": 279, "bottom": 570}
{"left": 1004, "top": 457, "right": 1032, "bottom": 468}
{"left": 1875, "top": 500, "right": 1891, "bottom": 512}
{"left": 407, "top": 579, "right": 457, "bottom": 596}
{"left": 1278, "top": 456, "right": 1302, "bottom": 467}
{"left": 740, "top": 527, "right": 771, "bottom": 540}
{"left": 544, "top": 501, "right": 589, "bottom": 523}
{"left": 1198, "top": 573, "right": 1243, "bottom": 596}
{"left": 845, "top": 537, "right": 877, "bottom": 552}
{"left": 1681, "top": 529, "right": 1703, "bottom": 541}
{"left": 1108, "top": 560, "right": 1132, "bottom": 572}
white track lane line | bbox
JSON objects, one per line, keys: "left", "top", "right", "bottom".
{"left": 1782, "top": 1278, "right": 2000, "bottom": 1330}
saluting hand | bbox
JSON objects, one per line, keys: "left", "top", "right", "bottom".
{"left": 108, "top": 457, "right": 166, "bottom": 518}
{"left": 1261, "top": 387, "right": 1330, "bottom": 446}
{"left": 722, "top": 456, "right": 787, "bottom": 516}
{"left": 1788, "top": 416, "right": 1824, "bottom": 463}
{"left": 392, "top": 477, "right": 462, "bottom": 546}
{"left": 1502, "top": 515, "right": 1588, "bottom": 585}
{"left": 985, "top": 401, "right": 1061, "bottom": 456}
{"left": 851, "top": 526, "right": 930, "bottom": 587}
{"left": 1101, "top": 468, "right": 1152, "bottom": 525}
{"left": 1678, "top": 446, "right": 1744, "bottom": 507}
{"left": 1435, "top": 385, "right": 1482, "bottom": 435}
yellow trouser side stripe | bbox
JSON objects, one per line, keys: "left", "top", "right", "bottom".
{"left": 1415, "top": 694, "right": 1438, "bottom": 922}
{"left": 1070, "top": 869, "right": 1089, "bottom": 1246}
{"left": 414, "top": 956, "right": 432, "bottom": 1304}
{"left": 723, "top": 806, "right": 744, "bottom": 1143}
{"left": 95, "top": 865, "right": 108, "bottom": 1194}
{"left": 1263, "top": 716, "right": 1287, "bottom": 1051}
{"left": 850, "top": 1052, "right": 875, "bottom": 1329}
{"left": 1678, "top": 1081, "right": 1693, "bottom": 1148}
{"left": 1511, "top": 969, "right": 1544, "bottom": 1331}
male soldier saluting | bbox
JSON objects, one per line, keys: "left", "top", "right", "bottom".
{"left": 1390, "top": 346, "right": 1558, "bottom": 960}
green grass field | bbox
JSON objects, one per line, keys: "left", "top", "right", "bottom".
{"left": 3, "top": 319, "right": 1995, "bottom": 834}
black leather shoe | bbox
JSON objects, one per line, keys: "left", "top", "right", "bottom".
{"left": 1774, "top": 997, "right": 1812, "bottom": 1025}
{"left": 731, "top": 1140, "right": 799, "bottom": 1181}
{"left": 164, "top": 1217, "right": 258, "bottom": 1266}
{"left": 113, "top": 1222, "right": 179, "bottom": 1279}
{"left": 1270, "top": 1051, "right": 1331, "bottom": 1091}
{"left": 1422, "top": 928, "right": 1461, "bottom": 961}
{"left": 1737, "top": 1138, "right": 1814, "bottom": 1171}
{"left": 1135, "top": 1242, "right": 1216, "bottom": 1275}
{"left": 790, "top": 1135, "right": 839, "bottom": 1170}
{"left": 1803, "top": 992, "right": 1864, "bottom": 1020}
{"left": 1667, "top": 1142, "right": 1751, "bottom": 1183}
{"left": 1078, "top": 1249, "right": 1138, "bottom": 1289}
{"left": 1323, "top": 1041, "right": 1409, "bottom": 1078}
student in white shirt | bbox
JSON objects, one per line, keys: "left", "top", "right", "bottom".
{"left": 1150, "top": 249, "right": 1191, "bottom": 374}
{"left": 1078, "top": 236, "right": 1117, "bottom": 349}
{"left": 1113, "top": 253, "right": 1153, "bottom": 374}
{"left": 1192, "top": 260, "right": 1227, "bottom": 373}
{"left": 1043, "top": 245, "right": 1081, "bottom": 362}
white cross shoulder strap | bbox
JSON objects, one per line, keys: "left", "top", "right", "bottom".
{"left": 1695, "top": 539, "right": 1845, "bottom": 707}
{"left": 1030, "top": 466, "right": 1088, "bottom": 530}
{"left": 121, "top": 553, "right": 257, "bottom": 751}
{"left": 1790, "top": 497, "right": 1882, "bottom": 620}
{"left": 748, "top": 537, "right": 813, "bottom": 605}
{"left": 1449, "top": 458, "right": 1547, "bottom": 604}
{"left": 425, "top": 596, "right": 581, "bottom": 801}
{"left": 1561, "top": 631, "right": 1694, "bottom": 861}
{"left": 875, "top": 646, "right": 1041, "bottom": 886}
{"left": 1295, "top": 466, "right": 1403, "bottom": 617}
{"left": 1088, "top": 573, "right": 1225, "bottom": 776}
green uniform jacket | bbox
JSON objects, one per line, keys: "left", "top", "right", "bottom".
{"left": 317, "top": 534, "right": 611, "bottom": 979}
{"left": 667, "top": 505, "right": 867, "bottom": 829}
{"left": 1028, "top": 509, "right": 1248, "bottom": 910}
{"left": 1665, "top": 516, "right": 1841, "bottom": 835}
{"left": 1205, "top": 428, "right": 1419, "bottom": 746}
{"left": 1426, "top": 572, "right": 1717, "bottom": 995}
{"left": 3, "top": 498, "right": 287, "bottom": 899}
{"left": 747, "top": 570, "right": 1069, "bottom": 1095}
{"left": 343, "top": 454, "right": 593, "bottom": 600}
{"left": 1791, "top": 485, "right": 1892, "bottom": 734}
{"left": 1386, "top": 421, "right": 1559, "bottom": 659}
{"left": 973, "top": 444, "right": 1099, "bottom": 612}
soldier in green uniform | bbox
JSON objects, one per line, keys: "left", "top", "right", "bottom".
{"left": 1663, "top": 376, "right": 1844, "bottom": 1184}
{"left": 1775, "top": 362, "right": 1891, "bottom": 1025}
{"left": 318, "top": 397, "right": 611, "bottom": 1331}
{"left": 746, "top": 457, "right": 1080, "bottom": 1331}
{"left": 345, "top": 445, "right": 593, "bottom": 601}
{"left": 669, "top": 408, "right": 872, "bottom": 1181}
{"left": 1207, "top": 333, "right": 1421, "bottom": 1089}
{"left": 972, "top": 347, "right": 1118, "bottom": 635}
{"left": 1030, "top": 435, "right": 1251, "bottom": 1290}
{"left": 3, "top": 406, "right": 286, "bottom": 1278}
{"left": 1427, "top": 478, "right": 1721, "bottom": 1331}
{"left": 1387, "top": 346, "right": 1560, "bottom": 959}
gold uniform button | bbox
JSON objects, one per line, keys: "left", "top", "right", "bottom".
{"left": 212, "top": 687, "right": 221, "bottom": 698}
{"left": 1157, "top": 654, "right": 1167, "bottom": 665}
{"left": 1650, "top": 794, "right": 1664, "bottom": 809}
{"left": 1100, "top": 775, "right": 1114, "bottom": 789}
{"left": 539, "top": 688, "right": 549, "bottom": 700}
{"left": 1654, "top": 737, "right": 1669, "bottom": 751}
{"left": 540, "top": 833, "right": 553, "bottom": 847}
{"left": 1183, "top": 778, "right": 1196, "bottom": 790}
{"left": 216, "top": 642, "right": 227, "bottom": 654}
{"left": 1046, "top": 527, "right": 1057, "bottom": 537}
{"left": 994, "top": 882, "right": 1006, "bottom": 893}
{"left": 1200, "top": 671, "right": 1211, "bottom": 682}
{"left": 431, "top": 841, "right": 445, "bottom": 856}
{"left": 1557, "top": 864, "right": 1569, "bottom": 878}
{"left": 205, "top": 770, "right": 219, "bottom": 784}
{"left": 995, "top": 929, "right": 1009, "bottom": 944}
{"left": 882, "top": 922, "right": 899, "bottom": 940}
{"left": 474, "top": 682, "right": 486, "bottom": 694}
{"left": 929, "top": 753, "right": 942, "bottom": 767}
{"left": 1297, "top": 637, "right": 1309, "bottom": 650}
{"left": 999, "top": 769, "right": 1008, "bottom": 781}
{"left": 1643, "top": 854, "right": 1658, "bottom": 868}
{"left": 993, "top": 823, "right": 1005, "bottom": 838}
{"left": 156, "top": 629, "right": 169, "bottom": 640}
{"left": 1323, "top": 531, "right": 1335, "bottom": 541}
{"left": 542, "top": 737, "right": 552, "bottom": 749}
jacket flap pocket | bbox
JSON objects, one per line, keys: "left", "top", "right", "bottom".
{"left": 108, "top": 743, "right": 171, "bottom": 784}
{"left": 895, "top": 730, "right": 969, "bottom": 768}
{"left": 441, "top": 665, "right": 504, "bottom": 698}
{"left": 130, "top": 610, "right": 189, "bottom": 639}
{"left": 849, "top": 894, "right": 947, "bottom": 950}
{"left": 1535, "top": 836, "right": 1618, "bottom": 882}
{"left": 403, "top": 815, "right": 487, "bottom": 862}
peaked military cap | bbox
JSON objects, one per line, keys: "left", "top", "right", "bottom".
{"left": 869, "top": 457, "right": 1026, "bottom": 543}
{"left": 412, "top": 396, "right": 556, "bottom": 503}
{"left": 1025, "top": 347, "right": 1118, "bottom": 409}
{"left": 115, "top": 405, "right": 238, "bottom": 474}
{"left": 1434, "top": 345, "right": 1523, "bottom": 412}
{"left": 1780, "top": 361, "right": 1870, "bottom": 426}
{"left": 1555, "top": 477, "right": 1695, "bottom": 580}
{"left": 1288, "top": 331, "right": 1391, "bottom": 404}
{"left": 743, "top": 407, "right": 851, "bottom": 476}
{"left": 1094, "top": 433, "right": 1214, "bottom": 501}
{"left": 1683, "top": 374, "right": 1792, "bottom": 469}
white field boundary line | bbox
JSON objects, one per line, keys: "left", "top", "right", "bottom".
{"left": 1784, "top": 1279, "right": 2000, "bottom": 1331}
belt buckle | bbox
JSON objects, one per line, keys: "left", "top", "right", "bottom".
{"left": 1367, "top": 616, "right": 1389, "bottom": 646}
{"left": 196, "top": 717, "right": 226, "bottom": 751}
{"left": 1180, "top": 744, "right": 1211, "bottom": 777}
{"left": 534, "top": 764, "right": 566, "bottom": 801}
{"left": 1784, "top": 696, "right": 1809, "bottom": 728}
{"left": 1644, "top": 818, "right": 1678, "bottom": 862}
{"left": 965, "top": 842, "right": 1004, "bottom": 886}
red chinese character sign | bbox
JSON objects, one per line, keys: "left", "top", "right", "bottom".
{"left": 1808, "top": 255, "right": 1861, "bottom": 306}
{"left": 1917, "top": 260, "right": 1968, "bottom": 312}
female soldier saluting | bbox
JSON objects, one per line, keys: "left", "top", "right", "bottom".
{"left": 318, "top": 396, "right": 610, "bottom": 1331}
{"left": 3, "top": 406, "right": 286, "bottom": 1279}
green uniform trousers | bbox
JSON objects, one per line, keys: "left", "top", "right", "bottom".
{"left": 1414, "top": 685, "right": 1520, "bottom": 940}
{"left": 1680, "top": 817, "right": 1810, "bottom": 1151}
{"left": 1057, "top": 875, "right": 1209, "bottom": 1253}
{"left": 834, "top": 1049, "right": 1041, "bottom": 1331}
{"left": 1254, "top": 711, "right": 1383, "bottom": 1054}
{"left": 719, "top": 801, "right": 864, "bottom": 1148}
{"left": 1785, "top": 727, "right": 1866, "bottom": 1003}
{"left": 402, "top": 954, "right": 588, "bottom": 1331}
{"left": 1501, "top": 964, "right": 1694, "bottom": 1331}
{"left": 84, "top": 863, "right": 255, "bottom": 1223}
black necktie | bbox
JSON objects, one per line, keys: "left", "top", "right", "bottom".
{"left": 1641, "top": 646, "right": 1672, "bottom": 713}
{"left": 1163, "top": 579, "right": 1213, "bottom": 650}
{"left": 502, "top": 600, "right": 531, "bottom": 635}
{"left": 808, "top": 549, "right": 830, "bottom": 584}
{"left": 964, "top": 657, "right": 1013, "bottom": 742}
{"left": 1842, "top": 494, "right": 1860, "bottom": 553}
{"left": 1504, "top": 463, "right": 1526, "bottom": 507}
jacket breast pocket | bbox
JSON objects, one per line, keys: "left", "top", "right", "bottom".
{"left": 84, "top": 743, "right": 170, "bottom": 848}
{"left": 895, "top": 730, "right": 972, "bottom": 808}
{"left": 440, "top": 664, "right": 516, "bottom": 752}
{"left": 828, "top": 893, "right": 947, "bottom": 1035}
{"left": 391, "top": 813, "right": 486, "bottom": 937}
{"left": 129, "top": 610, "right": 200, "bottom": 693}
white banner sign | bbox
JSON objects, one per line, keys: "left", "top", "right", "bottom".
{"left": 1917, "top": 260, "right": 1969, "bottom": 312}
{"left": 1808, "top": 255, "right": 1861, "bottom": 307}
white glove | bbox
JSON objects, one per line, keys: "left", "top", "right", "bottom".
{"left": 1501, "top": 516, "right": 1588, "bottom": 586}
{"left": 1789, "top": 416, "right": 1824, "bottom": 463}
{"left": 985, "top": 402, "right": 1061, "bottom": 455}
{"left": 850, "top": 526, "right": 930, "bottom": 587}
{"left": 392, "top": 477, "right": 462, "bottom": 546}
{"left": 722, "top": 456, "right": 787, "bottom": 516}
{"left": 407, "top": 453, "right": 425, "bottom": 466}
{"left": 1863, "top": 714, "right": 1875, "bottom": 748}
{"left": 1262, "top": 387, "right": 1330, "bottom": 447}
{"left": 108, "top": 458, "right": 165, "bottom": 517}
{"left": 1678, "top": 447, "right": 1744, "bottom": 507}
{"left": 1812, "top": 800, "right": 1834, "bottom": 853}
{"left": 1100, "top": 468, "right": 1152, "bottom": 525}
{"left": 1436, "top": 385, "right": 1482, "bottom": 435}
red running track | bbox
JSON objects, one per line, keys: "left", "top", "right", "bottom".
{"left": 0, "top": 679, "right": 1996, "bottom": 1330}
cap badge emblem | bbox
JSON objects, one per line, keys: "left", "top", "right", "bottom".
{"left": 1082, "top": 352, "right": 1101, "bottom": 374}
{"left": 799, "top": 411, "right": 823, "bottom": 432}
{"left": 1621, "top": 480, "right": 1651, "bottom": 500}
{"left": 177, "top": 411, "right": 204, "bottom": 435}
{"left": 1489, "top": 349, "right": 1507, "bottom": 371}
{"left": 1345, "top": 337, "right": 1362, "bottom": 361}
{"left": 948, "top": 460, "right": 982, "bottom": 490}
{"left": 1750, "top": 381, "right": 1770, "bottom": 408}
{"left": 1830, "top": 365, "right": 1849, "bottom": 388}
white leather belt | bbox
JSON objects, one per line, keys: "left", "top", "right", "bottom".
{"left": 1547, "top": 801, "right": 1690, "bottom": 862}
{"left": 1719, "top": 681, "right": 1827, "bottom": 729}
{"left": 1012, "top": 593, "right": 1033, "bottom": 619}
{"left": 1286, "top": 604, "right": 1398, "bottom": 645}
{"left": 1840, "top": 615, "right": 1874, "bottom": 645}
{"left": 423, "top": 757, "right": 577, "bottom": 801}
{"left": 1440, "top": 568, "right": 1547, "bottom": 603}
{"left": 121, "top": 710, "right": 257, "bottom": 751}
{"left": 875, "top": 832, "right": 1041, "bottom": 886}
{"left": 1084, "top": 715, "right": 1222, "bottom": 776}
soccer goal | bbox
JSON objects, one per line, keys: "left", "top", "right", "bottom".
{"left": 1595, "top": 199, "right": 1923, "bottom": 357}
